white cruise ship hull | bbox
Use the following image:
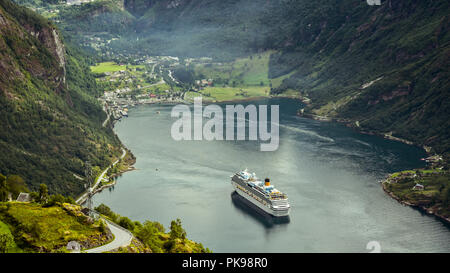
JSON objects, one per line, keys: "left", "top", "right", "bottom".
{"left": 232, "top": 181, "right": 290, "bottom": 217}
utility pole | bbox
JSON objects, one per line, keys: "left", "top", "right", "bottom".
{"left": 84, "top": 161, "right": 93, "bottom": 217}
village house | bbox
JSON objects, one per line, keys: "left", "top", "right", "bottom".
{"left": 66, "top": 241, "right": 81, "bottom": 252}
{"left": 16, "top": 192, "right": 31, "bottom": 202}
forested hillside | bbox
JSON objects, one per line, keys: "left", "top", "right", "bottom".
{"left": 0, "top": 0, "right": 122, "bottom": 196}
{"left": 120, "top": 0, "right": 450, "bottom": 155}
{"left": 265, "top": 0, "right": 450, "bottom": 157}
{"left": 8, "top": 0, "right": 450, "bottom": 157}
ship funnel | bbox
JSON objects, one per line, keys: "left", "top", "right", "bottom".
{"left": 265, "top": 178, "right": 270, "bottom": 186}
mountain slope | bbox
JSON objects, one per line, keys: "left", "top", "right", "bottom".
{"left": 0, "top": 202, "right": 112, "bottom": 252}
{"left": 58, "top": 0, "right": 134, "bottom": 34}
{"left": 266, "top": 0, "right": 450, "bottom": 155}
{"left": 0, "top": 0, "right": 122, "bottom": 196}
{"left": 11, "top": 0, "right": 450, "bottom": 156}
{"left": 124, "top": 0, "right": 450, "bottom": 155}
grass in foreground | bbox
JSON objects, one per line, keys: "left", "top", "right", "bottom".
{"left": 0, "top": 202, "right": 109, "bottom": 252}
{"left": 0, "top": 219, "right": 21, "bottom": 252}
{"left": 96, "top": 204, "right": 210, "bottom": 253}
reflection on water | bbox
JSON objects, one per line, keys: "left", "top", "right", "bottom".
{"left": 93, "top": 98, "right": 450, "bottom": 252}
{"left": 231, "top": 191, "right": 290, "bottom": 228}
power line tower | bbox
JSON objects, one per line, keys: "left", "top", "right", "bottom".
{"left": 84, "top": 161, "right": 93, "bottom": 217}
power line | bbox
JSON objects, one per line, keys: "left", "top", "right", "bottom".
{"left": 84, "top": 161, "right": 93, "bottom": 217}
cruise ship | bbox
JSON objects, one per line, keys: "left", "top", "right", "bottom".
{"left": 231, "top": 169, "right": 290, "bottom": 217}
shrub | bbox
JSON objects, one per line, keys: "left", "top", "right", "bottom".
{"left": 163, "top": 240, "right": 175, "bottom": 252}
{"left": 95, "top": 204, "right": 115, "bottom": 218}
{"left": 118, "top": 216, "right": 135, "bottom": 231}
{"left": 6, "top": 175, "right": 28, "bottom": 199}
{"left": 0, "top": 233, "right": 14, "bottom": 253}
{"left": 169, "top": 218, "right": 186, "bottom": 240}
{"left": 99, "top": 220, "right": 107, "bottom": 234}
{"left": 44, "top": 194, "right": 66, "bottom": 207}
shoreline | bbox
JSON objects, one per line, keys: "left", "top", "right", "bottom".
{"left": 178, "top": 93, "right": 303, "bottom": 105}
{"left": 75, "top": 147, "right": 136, "bottom": 205}
{"left": 92, "top": 155, "right": 137, "bottom": 196}
{"left": 297, "top": 111, "right": 430, "bottom": 154}
{"left": 126, "top": 95, "right": 428, "bottom": 153}
{"left": 103, "top": 94, "right": 302, "bottom": 199}
{"left": 119, "top": 93, "right": 304, "bottom": 110}
{"left": 89, "top": 167, "right": 134, "bottom": 197}
{"left": 381, "top": 181, "right": 450, "bottom": 226}
{"left": 183, "top": 95, "right": 286, "bottom": 105}
{"left": 297, "top": 105, "right": 450, "bottom": 228}
{"left": 109, "top": 96, "right": 449, "bottom": 229}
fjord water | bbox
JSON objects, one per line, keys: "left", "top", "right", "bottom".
{"left": 93, "top": 98, "right": 450, "bottom": 252}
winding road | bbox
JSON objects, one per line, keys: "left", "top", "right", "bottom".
{"left": 73, "top": 148, "right": 134, "bottom": 253}
{"left": 75, "top": 148, "right": 126, "bottom": 204}
{"left": 85, "top": 219, "right": 133, "bottom": 253}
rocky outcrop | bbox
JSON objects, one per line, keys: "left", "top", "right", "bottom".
{"left": 367, "top": 87, "right": 410, "bottom": 105}
{"left": 0, "top": 2, "right": 66, "bottom": 93}
{"left": 80, "top": 228, "right": 114, "bottom": 250}
{"left": 0, "top": 12, "right": 6, "bottom": 25}
{"left": 23, "top": 25, "right": 66, "bottom": 89}
{"left": 52, "top": 29, "right": 66, "bottom": 83}
{"left": 0, "top": 0, "right": 124, "bottom": 197}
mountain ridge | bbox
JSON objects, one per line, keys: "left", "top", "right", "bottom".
{"left": 0, "top": 0, "right": 122, "bottom": 196}
{"left": 117, "top": 0, "right": 450, "bottom": 155}
{"left": 6, "top": 0, "right": 450, "bottom": 159}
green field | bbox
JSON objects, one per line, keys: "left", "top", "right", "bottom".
{"left": 0, "top": 202, "right": 108, "bottom": 252}
{"left": 90, "top": 62, "right": 145, "bottom": 74}
{"left": 0, "top": 219, "right": 21, "bottom": 253}
{"left": 189, "top": 51, "right": 277, "bottom": 102}
{"left": 191, "top": 51, "right": 299, "bottom": 101}
{"left": 93, "top": 61, "right": 157, "bottom": 95}
{"left": 143, "top": 83, "right": 171, "bottom": 94}
{"left": 384, "top": 171, "right": 450, "bottom": 218}
{"left": 193, "top": 51, "right": 274, "bottom": 87}
{"left": 185, "top": 86, "right": 270, "bottom": 102}
{"left": 91, "top": 62, "right": 126, "bottom": 73}
{"left": 391, "top": 169, "right": 444, "bottom": 178}
{"left": 270, "top": 71, "right": 296, "bottom": 89}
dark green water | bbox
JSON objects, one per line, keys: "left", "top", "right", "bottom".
{"left": 93, "top": 98, "right": 450, "bottom": 252}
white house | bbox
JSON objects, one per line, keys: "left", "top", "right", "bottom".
{"left": 412, "top": 183, "right": 424, "bottom": 191}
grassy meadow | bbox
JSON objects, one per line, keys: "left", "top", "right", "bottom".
{"left": 0, "top": 202, "right": 108, "bottom": 252}
{"left": 188, "top": 51, "right": 296, "bottom": 102}
{"left": 90, "top": 61, "right": 144, "bottom": 74}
